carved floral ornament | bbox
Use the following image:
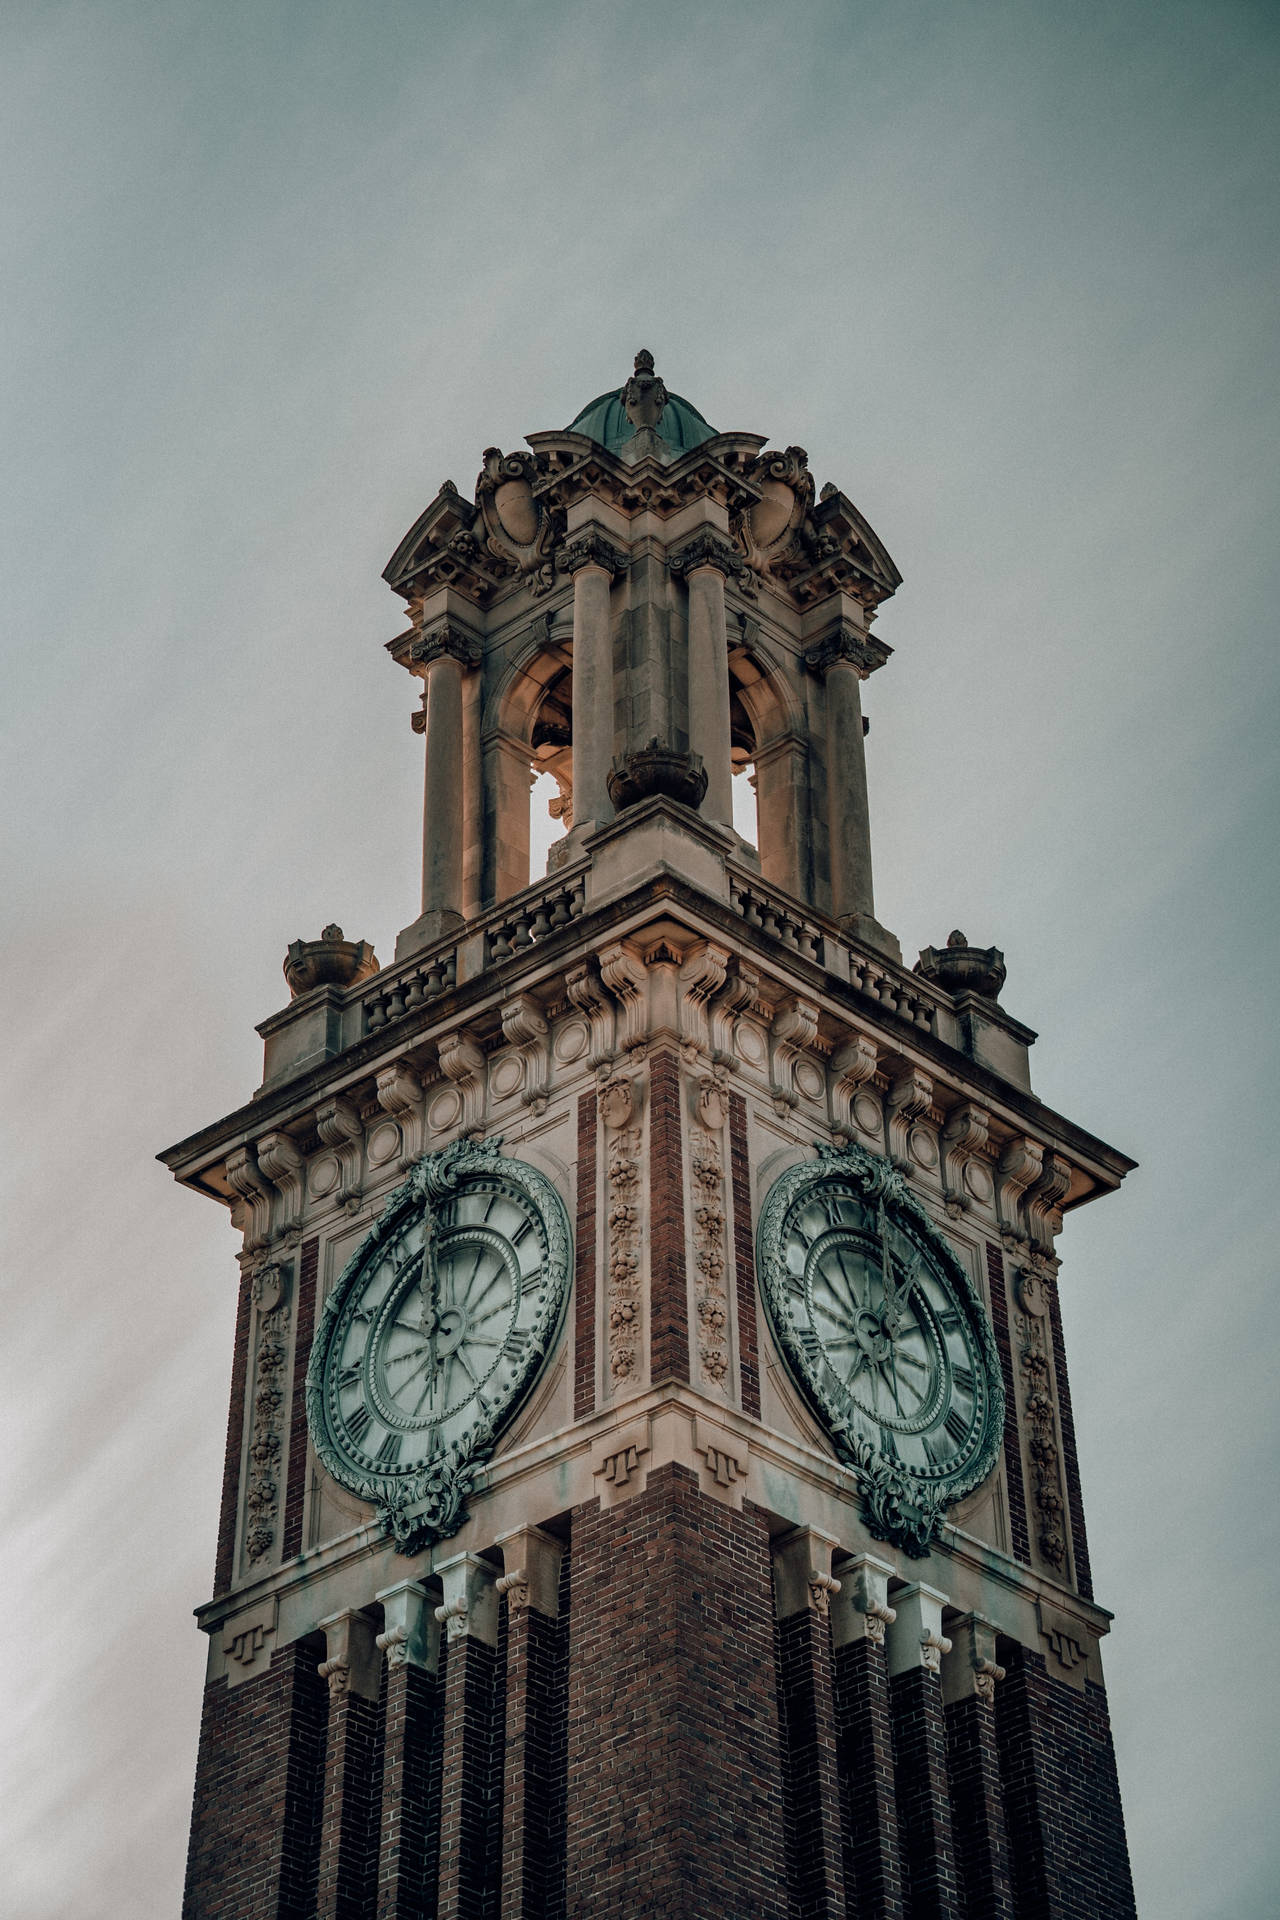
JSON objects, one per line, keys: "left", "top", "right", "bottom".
{"left": 756, "top": 1142, "right": 1004, "bottom": 1558}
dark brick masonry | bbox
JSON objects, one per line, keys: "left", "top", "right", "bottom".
{"left": 316, "top": 1663, "right": 385, "bottom": 1920}
{"left": 996, "top": 1641, "right": 1136, "bottom": 1918}
{"left": 945, "top": 1692, "right": 1015, "bottom": 1918}
{"left": 834, "top": 1636, "right": 904, "bottom": 1918}
{"left": 728, "top": 1089, "right": 762, "bottom": 1417}
{"left": 647, "top": 1050, "right": 690, "bottom": 1382}
{"left": 183, "top": 1641, "right": 327, "bottom": 1919}
{"left": 985, "top": 1241, "right": 1031, "bottom": 1569}
{"left": 890, "top": 1665, "right": 962, "bottom": 1920}
{"left": 564, "top": 1464, "right": 787, "bottom": 1920}
{"left": 775, "top": 1605, "right": 845, "bottom": 1918}
{"left": 377, "top": 1658, "right": 441, "bottom": 1919}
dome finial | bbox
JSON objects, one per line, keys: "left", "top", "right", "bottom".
{"left": 621, "top": 347, "right": 669, "bottom": 432}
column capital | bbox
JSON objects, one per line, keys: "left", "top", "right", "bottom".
{"left": 803, "top": 619, "right": 892, "bottom": 679}
{"left": 941, "top": 1612, "right": 1006, "bottom": 1706}
{"left": 886, "top": 1581, "right": 952, "bottom": 1679}
{"left": 668, "top": 531, "right": 746, "bottom": 580}
{"left": 831, "top": 1552, "right": 897, "bottom": 1649}
{"left": 434, "top": 1550, "right": 501, "bottom": 1646}
{"left": 772, "top": 1524, "right": 842, "bottom": 1620}
{"left": 409, "top": 619, "right": 483, "bottom": 671}
{"left": 375, "top": 1578, "right": 439, "bottom": 1673}
{"left": 561, "top": 529, "right": 630, "bottom": 578}
{"left": 317, "top": 1607, "right": 381, "bottom": 1701}
{"left": 494, "top": 1523, "right": 565, "bottom": 1618}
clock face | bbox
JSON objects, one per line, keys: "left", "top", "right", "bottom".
{"left": 307, "top": 1140, "right": 570, "bottom": 1526}
{"left": 757, "top": 1145, "right": 1003, "bottom": 1549}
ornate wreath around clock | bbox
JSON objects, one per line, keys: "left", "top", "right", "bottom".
{"left": 757, "top": 1142, "right": 1004, "bottom": 1557}
{"left": 306, "top": 1136, "right": 570, "bottom": 1556}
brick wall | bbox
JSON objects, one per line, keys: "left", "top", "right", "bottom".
{"left": 890, "top": 1666, "right": 961, "bottom": 1919}
{"left": 833, "top": 1636, "right": 903, "bottom": 1918}
{"left": 996, "top": 1642, "right": 1135, "bottom": 1918}
{"left": 564, "top": 1464, "right": 787, "bottom": 1918}
{"left": 728, "top": 1090, "right": 762, "bottom": 1417}
{"left": 647, "top": 1052, "right": 689, "bottom": 1382}
{"left": 184, "top": 1641, "right": 327, "bottom": 1919}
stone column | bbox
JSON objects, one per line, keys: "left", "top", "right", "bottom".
{"left": 670, "top": 533, "right": 742, "bottom": 829}
{"left": 374, "top": 1581, "right": 441, "bottom": 1920}
{"left": 804, "top": 621, "right": 895, "bottom": 955}
{"left": 941, "top": 1615, "right": 1013, "bottom": 1918}
{"left": 562, "top": 531, "right": 626, "bottom": 839}
{"left": 773, "top": 1526, "right": 847, "bottom": 1919}
{"left": 495, "top": 1525, "right": 566, "bottom": 1920}
{"left": 435, "top": 1552, "right": 504, "bottom": 1920}
{"left": 401, "top": 622, "right": 482, "bottom": 957}
{"left": 887, "top": 1583, "right": 962, "bottom": 1920}
{"left": 830, "top": 1554, "right": 904, "bottom": 1920}
{"left": 316, "top": 1609, "right": 385, "bottom": 1920}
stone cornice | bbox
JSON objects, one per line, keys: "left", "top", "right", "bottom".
{"left": 803, "top": 620, "right": 893, "bottom": 679}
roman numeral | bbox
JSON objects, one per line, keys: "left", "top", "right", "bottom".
{"left": 944, "top": 1406, "right": 969, "bottom": 1446}
{"left": 952, "top": 1363, "right": 974, "bottom": 1394}
{"left": 879, "top": 1426, "right": 900, "bottom": 1460}
{"left": 923, "top": 1433, "right": 943, "bottom": 1468}
{"left": 822, "top": 1192, "right": 846, "bottom": 1228}
{"left": 337, "top": 1363, "right": 361, "bottom": 1390}
{"left": 347, "top": 1404, "right": 371, "bottom": 1443}
{"left": 504, "top": 1327, "right": 533, "bottom": 1366}
{"left": 521, "top": 1266, "right": 544, "bottom": 1293}
{"left": 375, "top": 1431, "right": 402, "bottom": 1468}
{"left": 511, "top": 1219, "right": 533, "bottom": 1246}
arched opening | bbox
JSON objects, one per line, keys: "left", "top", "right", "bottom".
{"left": 727, "top": 643, "right": 804, "bottom": 896}
{"left": 530, "top": 657, "right": 573, "bottom": 879}
{"left": 730, "top": 683, "right": 759, "bottom": 852}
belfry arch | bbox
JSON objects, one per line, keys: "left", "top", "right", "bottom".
{"left": 481, "top": 623, "right": 575, "bottom": 904}
{"left": 727, "top": 636, "right": 807, "bottom": 900}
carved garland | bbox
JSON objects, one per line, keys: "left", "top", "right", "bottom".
{"left": 691, "top": 1079, "right": 730, "bottom": 1388}
{"left": 243, "top": 1262, "right": 291, "bottom": 1566}
{"left": 1014, "top": 1265, "right": 1069, "bottom": 1573}
{"left": 600, "top": 1076, "right": 643, "bottom": 1386}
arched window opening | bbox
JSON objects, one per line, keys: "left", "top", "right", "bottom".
{"left": 729, "top": 685, "right": 758, "bottom": 852}
{"left": 530, "top": 662, "right": 573, "bottom": 880}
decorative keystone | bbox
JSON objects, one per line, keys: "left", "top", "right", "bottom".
{"left": 915, "top": 930, "right": 1007, "bottom": 1002}
{"left": 607, "top": 740, "right": 707, "bottom": 811}
{"left": 283, "top": 925, "right": 379, "bottom": 999}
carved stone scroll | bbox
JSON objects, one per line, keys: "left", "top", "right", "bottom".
{"left": 316, "top": 1095, "right": 366, "bottom": 1203}
{"left": 226, "top": 1146, "right": 273, "bottom": 1254}
{"left": 373, "top": 1066, "right": 422, "bottom": 1169}
{"left": 256, "top": 1133, "right": 305, "bottom": 1241}
{"left": 599, "top": 943, "right": 649, "bottom": 1054}
{"left": 997, "top": 1136, "right": 1043, "bottom": 1247}
{"left": 942, "top": 1101, "right": 989, "bottom": 1215}
{"left": 1025, "top": 1152, "right": 1072, "bottom": 1250}
{"left": 769, "top": 995, "right": 819, "bottom": 1116}
{"left": 678, "top": 942, "right": 731, "bottom": 1062}
{"left": 708, "top": 960, "right": 760, "bottom": 1065}
{"left": 565, "top": 962, "right": 615, "bottom": 1068}
{"left": 437, "top": 1030, "right": 487, "bottom": 1138}
{"left": 500, "top": 994, "right": 550, "bottom": 1114}
{"left": 886, "top": 1066, "right": 932, "bottom": 1169}
{"left": 830, "top": 1029, "right": 879, "bottom": 1141}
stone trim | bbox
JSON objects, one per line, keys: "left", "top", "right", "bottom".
{"left": 213, "top": 1266, "right": 252, "bottom": 1595}
{"left": 986, "top": 1240, "right": 1031, "bottom": 1566}
{"left": 573, "top": 1092, "right": 597, "bottom": 1418}
{"left": 281, "top": 1236, "right": 317, "bottom": 1562}
{"left": 647, "top": 1050, "right": 689, "bottom": 1382}
{"left": 1045, "top": 1266, "right": 1094, "bottom": 1600}
{"left": 727, "top": 1090, "right": 762, "bottom": 1416}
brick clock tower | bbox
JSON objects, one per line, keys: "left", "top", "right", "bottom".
{"left": 165, "top": 350, "right": 1137, "bottom": 1918}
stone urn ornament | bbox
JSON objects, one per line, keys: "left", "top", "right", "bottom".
{"left": 283, "top": 925, "right": 379, "bottom": 999}
{"left": 914, "top": 930, "right": 1007, "bottom": 1001}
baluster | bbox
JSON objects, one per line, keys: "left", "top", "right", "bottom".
{"left": 387, "top": 984, "right": 407, "bottom": 1021}
{"left": 511, "top": 910, "right": 533, "bottom": 950}
{"left": 568, "top": 881, "right": 584, "bottom": 919}
{"left": 404, "top": 973, "right": 425, "bottom": 1012}
{"left": 444, "top": 953, "right": 457, "bottom": 989}
{"left": 490, "top": 925, "right": 512, "bottom": 961}
{"left": 548, "top": 888, "right": 571, "bottom": 929}
{"left": 365, "top": 996, "right": 386, "bottom": 1033}
{"left": 529, "top": 902, "right": 552, "bottom": 942}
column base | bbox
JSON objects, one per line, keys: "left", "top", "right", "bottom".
{"left": 394, "top": 909, "right": 465, "bottom": 962}
{"left": 840, "top": 912, "right": 903, "bottom": 964}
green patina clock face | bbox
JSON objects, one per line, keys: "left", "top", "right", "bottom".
{"left": 757, "top": 1143, "right": 1004, "bottom": 1557}
{"left": 307, "top": 1138, "right": 570, "bottom": 1554}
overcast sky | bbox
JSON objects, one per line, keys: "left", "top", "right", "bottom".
{"left": 2, "top": 3, "right": 1277, "bottom": 1914}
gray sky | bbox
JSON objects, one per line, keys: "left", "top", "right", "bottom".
{"left": 2, "top": 2, "right": 1277, "bottom": 1912}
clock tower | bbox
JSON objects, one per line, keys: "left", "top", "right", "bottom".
{"left": 165, "top": 351, "right": 1137, "bottom": 1918}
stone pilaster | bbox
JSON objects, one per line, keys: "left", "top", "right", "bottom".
{"left": 831, "top": 1554, "right": 904, "bottom": 1920}
{"left": 375, "top": 1582, "right": 440, "bottom": 1919}
{"left": 563, "top": 532, "right": 625, "bottom": 837}
{"left": 401, "top": 621, "right": 481, "bottom": 956}
{"left": 887, "top": 1584, "right": 961, "bottom": 1920}
{"left": 773, "top": 1526, "right": 846, "bottom": 1919}
{"left": 435, "top": 1553, "right": 504, "bottom": 1920}
{"left": 670, "top": 532, "right": 740, "bottom": 827}
{"left": 804, "top": 618, "right": 895, "bottom": 955}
